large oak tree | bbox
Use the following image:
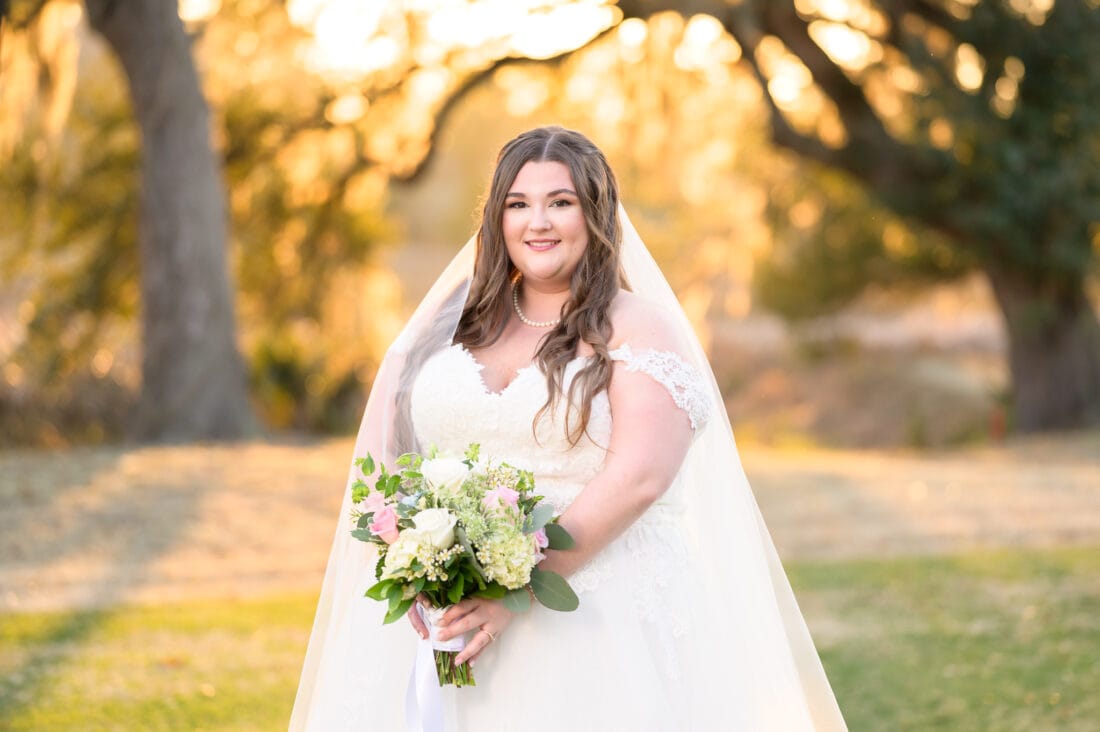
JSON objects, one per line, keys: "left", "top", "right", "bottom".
{"left": 5, "top": 0, "right": 1098, "bottom": 437}
{"left": 81, "top": 0, "right": 255, "bottom": 440}
{"left": 616, "top": 0, "right": 1100, "bottom": 430}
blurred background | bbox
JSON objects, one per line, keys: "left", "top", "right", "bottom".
{"left": 1, "top": 0, "right": 1098, "bottom": 729}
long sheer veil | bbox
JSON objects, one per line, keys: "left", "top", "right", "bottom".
{"left": 290, "top": 206, "right": 847, "bottom": 730}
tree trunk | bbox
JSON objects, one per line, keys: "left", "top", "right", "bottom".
{"left": 84, "top": 0, "right": 256, "bottom": 441}
{"left": 984, "top": 264, "right": 1100, "bottom": 431}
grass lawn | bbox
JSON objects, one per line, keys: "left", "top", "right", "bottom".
{"left": 2, "top": 545, "right": 1098, "bottom": 731}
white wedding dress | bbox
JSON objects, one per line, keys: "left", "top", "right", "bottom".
{"left": 293, "top": 341, "right": 839, "bottom": 730}
{"left": 291, "top": 209, "right": 846, "bottom": 731}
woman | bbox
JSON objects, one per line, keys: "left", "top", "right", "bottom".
{"left": 291, "top": 127, "right": 847, "bottom": 731}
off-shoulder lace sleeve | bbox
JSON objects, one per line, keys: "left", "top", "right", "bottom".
{"left": 608, "top": 344, "right": 712, "bottom": 430}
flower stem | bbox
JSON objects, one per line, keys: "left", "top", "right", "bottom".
{"left": 434, "top": 650, "right": 476, "bottom": 687}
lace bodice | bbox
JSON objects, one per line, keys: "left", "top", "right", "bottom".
{"left": 410, "top": 343, "right": 709, "bottom": 509}
{"left": 410, "top": 343, "right": 710, "bottom": 595}
{"left": 408, "top": 342, "right": 712, "bottom": 672}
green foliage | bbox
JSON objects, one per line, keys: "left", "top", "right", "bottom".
{"left": 909, "top": 1, "right": 1100, "bottom": 274}
{"left": 0, "top": 63, "right": 141, "bottom": 444}
{"left": 356, "top": 454, "right": 376, "bottom": 475}
{"left": 503, "top": 587, "right": 532, "bottom": 613}
{"left": 544, "top": 522, "right": 575, "bottom": 550}
{"left": 529, "top": 568, "right": 579, "bottom": 612}
{"left": 522, "top": 502, "right": 555, "bottom": 535}
{"left": 0, "top": 1, "right": 396, "bottom": 445}
{"left": 756, "top": 167, "right": 973, "bottom": 319}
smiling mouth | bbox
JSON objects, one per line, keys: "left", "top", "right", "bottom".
{"left": 525, "top": 239, "right": 560, "bottom": 251}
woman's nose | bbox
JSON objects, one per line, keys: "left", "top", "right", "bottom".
{"left": 529, "top": 206, "right": 551, "bottom": 230}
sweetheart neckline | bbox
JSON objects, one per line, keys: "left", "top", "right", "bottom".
{"left": 451, "top": 343, "right": 588, "bottom": 397}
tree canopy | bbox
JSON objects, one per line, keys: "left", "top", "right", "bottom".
{"left": 2, "top": 0, "right": 1097, "bottom": 443}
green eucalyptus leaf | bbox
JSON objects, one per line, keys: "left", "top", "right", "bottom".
{"left": 503, "top": 588, "right": 532, "bottom": 613}
{"left": 524, "top": 503, "right": 555, "bottom": 534}
{"left": 357, "top": 513, "right": 373, "bottom": 529}
{"left": 530, "top": 568, "right": 579, "bottom": 612}
{"left": 544, "top": 522, "right": 575, "bottom": 550}
{"left": 350, "top": 528, "right": 374, "bottom": 542}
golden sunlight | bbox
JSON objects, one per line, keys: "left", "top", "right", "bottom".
{"left": 991, "top": 56, "right": 1025, "bottom": 118}
{"left": 178, "top": 0, "right": 221, "bottom": 23}
{"left": 325, "top": 93, "right": 369, "bottom": 125}
{"left": 425, "top": 1, "right": 526, "bottom": 49}
{"left": 674, "top": 14, "right": 740, "bottom": 71}
{"left": 807, "top": 20, "right": 880, "bottom": 72}
{"left": 287, "top": 0, "right": 395, "bottom": 78}
{"left": 286, "top": 0, "right": 614, "bottom": 81}
{"left": 509, "top": 3, "right": 618, "bottom": 59}
{"left": 756, "top": 36, "right": 813, "bottom": 108}
{"left": 954, "top": 42, "right": 984, "bottom": 93}
{"left": 1008, "top": 0, "right": 1054, "bottom": 25}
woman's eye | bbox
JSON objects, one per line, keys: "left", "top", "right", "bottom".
{"left": 551, "top": 199, "right": 572, "bottom": 207}
{"left": 507, "top": 201, "right": 527, "bottom": 209}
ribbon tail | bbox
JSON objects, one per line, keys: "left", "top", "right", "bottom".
{"left": 405, "top": 605, "right": 453, "bottom": 732}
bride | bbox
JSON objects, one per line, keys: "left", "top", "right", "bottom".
{"left": 290, "top": 126, "right": 847, "bottom": 730}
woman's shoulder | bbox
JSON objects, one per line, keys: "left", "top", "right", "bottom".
{"left": 607, "top": 289, "right": 686, "bottom": 353}
{"left": 604, "top": 290, "right": 713, "bottom": 430}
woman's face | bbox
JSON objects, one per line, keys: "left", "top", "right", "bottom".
{"left": 502, "top": 160, "right": 589, "bottom": 291}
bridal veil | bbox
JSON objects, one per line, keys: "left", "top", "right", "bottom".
{"left": 290, "top": 206, "right": 847, "bottom": 730}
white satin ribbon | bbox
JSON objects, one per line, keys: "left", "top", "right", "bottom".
{"left": 405, "top": 604, "right": 465, "bottom": 732}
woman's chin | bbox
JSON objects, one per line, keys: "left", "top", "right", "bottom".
{"left": 519, "top": 265, "right": 573, "bottom": 287}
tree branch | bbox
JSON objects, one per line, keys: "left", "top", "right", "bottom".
{"left": 392, "top": 24, "right": 618, "bottom": 183}
{"left": 4, "top": 0, "right": 50, "bottom": 28}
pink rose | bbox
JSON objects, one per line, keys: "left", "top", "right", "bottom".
{"left": 483, "top": 486, "right": 520, "bottom": 513}
{"left": 369, "top": 506, "right": 400, "bottom": 544}
{"left": 359, "top": 492, "right": 386, "bottom": 514}
{"left": 532, "top": 527, "right": 549, "bottom": 561}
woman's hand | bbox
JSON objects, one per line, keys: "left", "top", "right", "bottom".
{"left": 435, "top": 596, "right": 514, "bottom": 666}
{"left": 405, "top": 593, "right": 430, "bottom": 640}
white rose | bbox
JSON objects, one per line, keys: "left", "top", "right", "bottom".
{"left": 412, "top": 508, "right": 457, "bottom": 549}
{"left": 382, "top": 529, "right": 425, "bottom": 578}
{"left": 420, "top": 457, "right": 470, "bottom": 492}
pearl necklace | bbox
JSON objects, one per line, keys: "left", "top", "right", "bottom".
{"left": 511, "top": 278, "right": 561, "bottom": 328}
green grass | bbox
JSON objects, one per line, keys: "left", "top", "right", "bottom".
{"left": 2, "top": 546, "right": 1098, "bottom": 730}
{"left": 0, "top": 594, "right": 317, "bottom": 731}
{"left": 790, "top": 546, "right": 1100, "bottom": 731}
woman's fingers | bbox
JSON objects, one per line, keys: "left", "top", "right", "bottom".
{"left": 454, "top": 628, "right": 494, "bottom": 665}
{"left": 439, "top": 599, "right": 479, "bottom": 627}
{"left": 436, "top": 609, "right": 487, "bottom": 642}
{"left": 406, "top": 602, "right": 428, "bottom": 639}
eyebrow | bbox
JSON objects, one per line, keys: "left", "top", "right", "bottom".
{"left": 505, "top": 188, "right": 578, "bottom": 198}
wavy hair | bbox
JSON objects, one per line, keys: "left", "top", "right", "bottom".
{"left": 453, "top": 126, "right": 629, "bottom": 446}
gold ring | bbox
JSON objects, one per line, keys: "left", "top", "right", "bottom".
{"left": 481, "top": 628, "right": 497, "bottom": 643}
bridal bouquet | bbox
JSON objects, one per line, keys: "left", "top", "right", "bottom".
{"left": 349, "top": 443, "right": 578, "bottom": 687}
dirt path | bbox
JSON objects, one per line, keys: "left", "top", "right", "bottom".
{"left": 1, "top": 433, "right": 1097, "bottom": 612}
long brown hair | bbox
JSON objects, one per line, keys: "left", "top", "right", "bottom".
{"left": 454, "top": 126, "right": 628, "bottom": 446}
